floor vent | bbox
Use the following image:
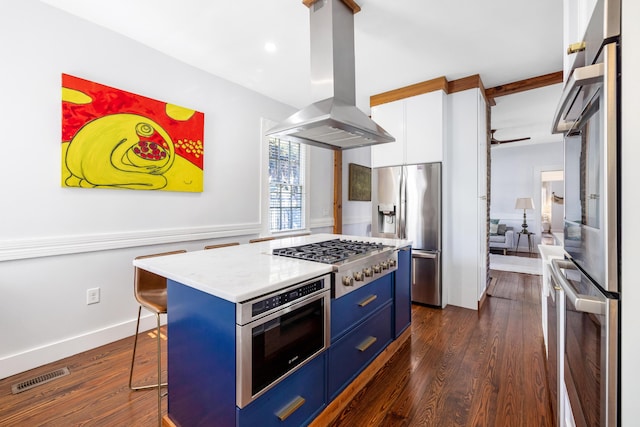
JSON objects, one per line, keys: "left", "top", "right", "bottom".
{"left": 11, "top": 367, "right": 70, "bottom": 394}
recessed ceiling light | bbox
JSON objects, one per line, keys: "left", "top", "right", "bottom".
{"left": 264, "top": 42, "right": 277, "bottom": 53}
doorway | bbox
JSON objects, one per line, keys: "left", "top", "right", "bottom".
{"left": 540, "top": 170, "right": 564, "bottom": 244}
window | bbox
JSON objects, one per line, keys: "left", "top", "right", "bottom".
{"left": 268, "top": 137, "right": 306, "bottom": 232}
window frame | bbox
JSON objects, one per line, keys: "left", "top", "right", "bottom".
{"left": 260, "top": 118, "right": 310, "bottom": 237}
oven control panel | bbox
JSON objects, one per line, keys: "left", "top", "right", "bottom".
{"left": 236, "top": 273, "right": 331, "bottom": 325}
{"left": 251, "top": 279, "right": 325, "bottom": 317}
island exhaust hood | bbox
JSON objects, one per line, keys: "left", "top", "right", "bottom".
{"left": 266, "top": 0, "right": 395, "bottom": 150}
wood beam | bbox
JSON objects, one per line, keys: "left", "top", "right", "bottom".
{"left": 302, "top": 0, "right": 361, "bottom": 13}
{"left": 333, "top": 151, "right": 342, "bottom": 234}
{"left": 370, "top": 76, "right": 448, "bottom": 107}
{"left": 485, "top": 71, "right": 563, "bottom": 101}
{"left": 370, "top": 74, "right": 489, "bottom": 108}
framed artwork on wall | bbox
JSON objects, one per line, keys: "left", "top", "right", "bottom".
{"left": 348, "top": 163, "right": 371, "bottom": 201}
{"left": 61, "top": 74, "right": 205, "bottom": 192}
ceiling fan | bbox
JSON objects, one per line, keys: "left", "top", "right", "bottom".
{"left": 490, "top": 129, "right": 531, "bottom": 145}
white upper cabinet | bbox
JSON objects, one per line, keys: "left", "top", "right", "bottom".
{"left": 405, "top": 91, "right": 445, "bottom": 165}
{"left": 370, "top": 98, "right": 404, "bottom": 167}
{"left": 563, "top": 0, "right": 598, "bottom": 80}
{"left": 371, "top": 90, "right": 445, "bottom": 168}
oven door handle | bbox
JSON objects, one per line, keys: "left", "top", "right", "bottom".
{"left": 551, "top": 62, "right": 604, "bottom": 134}
{"left": 550, "top": 259, "right": 605, "bottom": 315}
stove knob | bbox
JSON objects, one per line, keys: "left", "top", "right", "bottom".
{"left": 364, "top": 268, "right": 373, "bottom": 277}
{"left": 354, "top": 271, "right": 364, "bottom": 281}
{"left": 373, "top": 264, "right": 381, "bottom": 274}
{"left": 380, "top": 261, "right": 389, "bottom": 270}
{"left": 388, "top": 258, "right": 397, "bottom": 268}
{"left": 342, "top": 276, "right": 354, "bottom": 286}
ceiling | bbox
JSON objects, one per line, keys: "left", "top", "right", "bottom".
{"left": 41, "top": 0, "right": 565, "bottom": 145}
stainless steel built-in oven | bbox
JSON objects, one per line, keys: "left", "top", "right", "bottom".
{"left": 552, "top": 259, "right": 618, "bottom": 427}
{"left": 547, "top": 264, "right": 565, "bottom": 427}
{"left": 236, "top": 274, "right": 331, "bottom": 408}
{"left": 552, "top": 0, "right": 620, "bottom": 295}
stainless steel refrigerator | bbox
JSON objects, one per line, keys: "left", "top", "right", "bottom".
{"left": 372, "top": 162, "right": 441, "bottom": 306}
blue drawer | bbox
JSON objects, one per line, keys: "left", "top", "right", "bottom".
{"left": 237, "top": 353, "right": 326, "bottom": 427}
{"left": 331, "top": 274, "right": 392, "bottom": 342}
{"left": 327, "top": 303, "right": 393, "bottom": 400}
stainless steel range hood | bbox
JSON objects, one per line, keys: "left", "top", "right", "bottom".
{"left": 266, "top": 0, "right": 394, "bottom": 150}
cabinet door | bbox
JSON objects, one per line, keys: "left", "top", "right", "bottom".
{"left": 394, "top": 247, "right": 412, "bottom": 337}
{"left": 476, "top": 91, "right": 488, "bottom": 300}
{"left": 331, "top": 274, "right": 392, "bottom": 342}
{"left": 371, "top": 100, "right": 405, "bottom": 168}
{"left": 237, "top": 354, "right": 326, "bottom": 427}
{"left": 327, "top": 303, "right": 393, "bottom": 400}
{"left": 406, "top": 91, "right": 445, "bottom": 164}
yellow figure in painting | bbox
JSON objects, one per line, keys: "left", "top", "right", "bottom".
{"left": 64, "top": 114, "right": 176, "bottom": 190}
{"left": 61, "top": 74, "right": 205, "bottom": 192}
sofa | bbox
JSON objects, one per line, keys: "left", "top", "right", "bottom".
{"left": 489, "top": 223, "right": 514, "bottom": 255}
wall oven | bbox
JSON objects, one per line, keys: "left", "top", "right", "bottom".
{"left": 547, "top": 263, "right": 565, "bottom": 427}
{"left": 552, "top": 0, "right": 620, "bottom": 295}
{"left": 552, "top": 0, "right": 620, "bottom": 425}
{"left": 552, "top": 259, "right": 618, "bottom": 426}
{"left": 236, "top": 274, "right": 331, "bottom": 408}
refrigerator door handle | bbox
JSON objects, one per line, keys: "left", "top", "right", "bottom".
{"left": 412, "top": 252, "right": 437, "bottom": 259}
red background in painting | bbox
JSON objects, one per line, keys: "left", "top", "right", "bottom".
{"left": 62, "top": 74, "right": 204, "bottom": 169}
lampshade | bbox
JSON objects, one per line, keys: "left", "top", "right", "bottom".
{"left": 515, "top": 197, "right": 534, "bottom": 210}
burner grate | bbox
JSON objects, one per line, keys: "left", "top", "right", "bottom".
{"left": 273, "top": 239, "right": 388, "bottom": 264}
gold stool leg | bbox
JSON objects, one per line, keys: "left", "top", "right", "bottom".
{"left": 128, "top": 305, "right": 142, "bottom": 390}
{"left": 128, "top": 305, "right": 166, "bottom": 426}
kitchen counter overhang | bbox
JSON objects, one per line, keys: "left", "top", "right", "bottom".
{"left": 133, "top": 233, "right": 410, "bottom": 303}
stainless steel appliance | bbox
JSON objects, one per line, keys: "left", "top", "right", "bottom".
{"left": 266, "top": 0, "right": 394, "bottom": 150}
{"left": 272, "top": 239, "right": 398, "bottom": 298}
{"left": 372, "top": 162, "right": 442, "bottom": 306}
{"left": 236, "top": 274, "right": 331, "bottom": 408}
{"left": 552, "top": 259, "right": 618, "bottom": 427}
{"left": 548, "top": 260, "right": 567, "bottom": 427}
{"left": 551, "top": 0, "right": 620, "bottom": 425}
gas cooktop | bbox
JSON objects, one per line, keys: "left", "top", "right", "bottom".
{"left": 273, "top": 239, "right": 398, "bottom": 298}
{"left": 272, "top": 239, "right": 388, "bottom": 265}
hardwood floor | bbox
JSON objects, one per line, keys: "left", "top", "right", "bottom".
{"left": 0, "top": 327, "right": 168, "bottom": 426}
{"left": 330, "top": 270, "right": 552, "bottom": 426}
{"left": 0, "top": 270, "right": 551, "bottom": 426}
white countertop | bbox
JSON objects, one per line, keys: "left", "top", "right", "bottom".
{"left": 133, "top": 233, "right": 411, "bottom": 303}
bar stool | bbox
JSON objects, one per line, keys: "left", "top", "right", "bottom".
{"left": 204, "top": 242, "right": 240, "bottom": 250}
{"left": 128, "top": 249, "right": 186, "bottom": 426}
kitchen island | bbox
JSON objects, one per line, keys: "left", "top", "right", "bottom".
{"left": 134, "top": 234, "right": 411, "bottom": 427}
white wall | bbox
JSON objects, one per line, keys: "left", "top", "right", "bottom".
{"left": 490, "top": 141, "right": 563, "bottom": 247}
{"left": 0, "top": 1, "right": 333, "bottom": 379}
{"left": 342, "top": 147, "right": 373, "bottom": 236}
{"left": 621, "top": 0, "right": 640, "bottom": 423}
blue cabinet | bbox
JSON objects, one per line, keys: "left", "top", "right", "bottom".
{"left": 328, "top": 274, "right": 394, "bottom": 400}
{"left": 331, "top": 274, "right": 393, "bottom": 342}
{"left": 237, "top": 354, "right": 326, "bottom": 427}
{"left": 394, "top": 247, "right": 412, "bottom": 337}
{"left": 328, "top": 303, "right": 393, "bottom": 400}
{"left": 166, "top": 247, "right": 411, "bottom": 426}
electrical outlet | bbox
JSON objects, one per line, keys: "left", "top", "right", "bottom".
{"left": 86, "top": 287, "right": 100, "bottom": 305}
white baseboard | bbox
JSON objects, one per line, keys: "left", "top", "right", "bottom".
{"left": 0, "top": 313, "right": 161, "bottom": 380}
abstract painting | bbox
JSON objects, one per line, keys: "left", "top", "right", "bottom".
{"left": 348, "top": 163, "right": 371, "bottom": 201}
{"left": 61, "top": 74, "right": 204, "bottom": 192}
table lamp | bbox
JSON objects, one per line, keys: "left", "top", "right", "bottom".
{"left": 515, "top": 197, "right": 535, "bottom": 234}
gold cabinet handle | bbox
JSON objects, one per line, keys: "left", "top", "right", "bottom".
{"left": 358, "top": 294, "right": 378, "bottom": 307}
{"left": 567, "top": 41, "right": 586, "bottom": 55}
{"left": 276, "top": 396, "right": 306, "bottom": 421}
{"left": 356, "top": 336, "right": 378, "bottom": 352}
